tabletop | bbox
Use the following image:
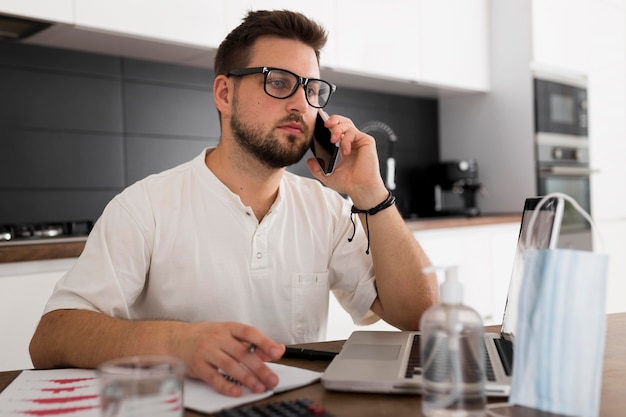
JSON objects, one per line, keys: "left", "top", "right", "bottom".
{"left": 1, "top": 313, "right": 624, "bottom": 417}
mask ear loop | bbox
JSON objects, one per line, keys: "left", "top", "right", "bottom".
{"left": 526, "top": 192, "right": 605, "bottom": 253}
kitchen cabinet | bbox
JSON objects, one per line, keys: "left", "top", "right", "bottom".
{"left": 0, "top": 0, "right": 73, "bottom": 24}
{"left": 73, "top": 0, "right": 227, "bottom": 49}
{"left": 3, "top": 0, "right": 488, "bottom": 96}
{"left": 531, "top": 0, "right": 591, "bottom": 76}
{"left": 0, "top": 258, "right": 76, "bottom": 372}
{"left": 333, "top": 0, "right": 488, "bottom": 92}
{"left": 586, "top": 0, "right": 626, "bottom": 220}
{"left": 418, "top": 0, "right": 489, "bottom": 91}
{"left": 597, "top": 219, "right": 626, "bottom": 314}
{"left": 333, "top": 0, "right": 420, "bottom": 81}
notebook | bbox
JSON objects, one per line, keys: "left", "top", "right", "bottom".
{"left": 321, "top": 196, "right": 564, "bottom": 397}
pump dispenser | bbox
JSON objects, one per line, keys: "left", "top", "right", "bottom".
{"left": 420, "top": 266, "right": 486, "bottom": 417}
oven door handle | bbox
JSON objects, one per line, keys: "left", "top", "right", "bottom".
{"left": 540, "top": 166, "right": 599, "bottom": 176}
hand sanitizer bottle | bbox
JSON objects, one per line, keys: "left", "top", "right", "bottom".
{"left": 420, "top": 266, "right": 486, "bottom": 417}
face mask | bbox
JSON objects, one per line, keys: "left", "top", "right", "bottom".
{"left": 508, "top": 193, "right": 609, "bottom": 417}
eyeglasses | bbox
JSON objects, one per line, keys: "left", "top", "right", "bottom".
{"left": 228, "top": 66, "right": 336, "bottom": 109}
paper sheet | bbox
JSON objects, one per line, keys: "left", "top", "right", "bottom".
{"left": 185, "top": 363, "right": 321, "bottom": 414}
{"left": 0, "top": 368, "right": 100, "bottom": 417}
{"left": 0, "top": 364, "right": 321, "bottom": 416}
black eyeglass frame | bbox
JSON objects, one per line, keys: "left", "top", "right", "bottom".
{"left": 228, "top": 66, "right": 337, "bottom": 109}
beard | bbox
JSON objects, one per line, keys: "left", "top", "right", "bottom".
{"left": 230, "top": 97, "right": 312, "bottom": 169}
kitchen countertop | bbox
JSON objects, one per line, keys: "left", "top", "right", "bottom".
{"left": 0, "top": 215, "right": 520, "bottom": 263}
{"left": 0, "top": 239, "right": 86, "bottom": 263}
{"left": 405, "top": 213, "right": 520, "bottom": 231}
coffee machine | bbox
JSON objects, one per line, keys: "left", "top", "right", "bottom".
{"left": 412, "top": 160, "right": 484, "bottom": 217}
{"left": 434, "top": 160, "right": 483, "bottom": 217}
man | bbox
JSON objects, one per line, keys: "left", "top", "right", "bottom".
{"left": 29, "top": 10, "right": 438, "bottom": 397}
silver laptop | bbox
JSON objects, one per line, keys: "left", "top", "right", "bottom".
{"left": 321, "top": 196, "right": 564, "bottom": 397}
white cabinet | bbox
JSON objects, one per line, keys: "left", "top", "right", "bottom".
{"left": 0, "top": 0, "right": 73, "bottom": 24}
{"left": 73, "top": 0, "right": 227, "bottom": 48}
{"left": 333, "top": 0, "right": 488, "bottom": 91}
{"left": 531, "top": 0, "right": 591, "bottom": 76}
{"left": 3, "top": 0, "right": 489, "bottom": 95}
{"left": 334, "top": 0, "right": 420, "bottom": 81}
{"left": 413, "top": 222, "right": 519, "bottom": 325}
{"left": 0, "top": 258, "right": 76, "bottom": 372}
{"left": 587, "top": 0, "right": 626, "bottom": 220}
{"left": 597, "top": 219, "right": 626, "bottom": 314}
{"left": 418, "top": 0, "right": 489, "bottom": 91}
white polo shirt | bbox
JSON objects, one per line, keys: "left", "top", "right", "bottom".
{"left": 45, "top": 148, "right": 379, "bottom": 344}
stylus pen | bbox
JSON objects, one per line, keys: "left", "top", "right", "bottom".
{"left": 283, "top": 347, "right": 338, "bottom": 361}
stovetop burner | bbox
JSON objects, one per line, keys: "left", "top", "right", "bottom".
{"left": 0, "top": 220, "right": 93, "bottom": 242}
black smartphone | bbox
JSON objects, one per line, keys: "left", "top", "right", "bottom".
{"left": 310, "top": 109, "right": 339, "bottom": 175}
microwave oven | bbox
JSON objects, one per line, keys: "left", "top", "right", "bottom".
{"left": 534, "top": 76, "right": 588, "bottom": 137}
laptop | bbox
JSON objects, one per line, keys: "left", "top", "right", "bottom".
{"left": 321, "top": 196, "right": 564, "bottom": 397}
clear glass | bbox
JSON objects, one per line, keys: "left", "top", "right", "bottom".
{"left": 97, "top": 355, "right": 185, "bottom": 417}
{"left": 420, "top": 303, "right": 486, "bottom": 417}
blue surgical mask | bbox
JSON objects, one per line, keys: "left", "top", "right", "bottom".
{"left": 509, "top": 193, "right": 609, "bottom": 417}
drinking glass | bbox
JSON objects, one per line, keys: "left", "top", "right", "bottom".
{"left": 97, "top": 355, "right": 185, "bottom": 417}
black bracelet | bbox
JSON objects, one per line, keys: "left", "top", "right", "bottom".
{"left": 351, "top": 191, "right": 396, "bottom": 216}
{"left": 348, "top": 191, "right": 396, "bottom": 254}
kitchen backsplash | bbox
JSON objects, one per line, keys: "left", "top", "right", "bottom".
{"left": 0, "top": 41, "right": 438, "bottom": 224}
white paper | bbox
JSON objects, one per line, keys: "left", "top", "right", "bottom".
{"left": 0, "top": 363, "right": 321, "bottom": 416}
{"left": 184, "top": 363, "right": 321, "bottom": 414}
{"left": 0, "top": 368, "right": 100, "bottom": 417}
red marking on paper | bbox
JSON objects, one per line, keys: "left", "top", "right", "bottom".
{"left": 40, "top": 386, "right": 90, "bottom": 394}
{"left": 28, "top": 395, "right": 99, "bottom": 404}
{"left": 47, "top": 379, "right": 95, "bottom": 385}
{"left": 19, "top": 405, "right": 98, "bottom": 416}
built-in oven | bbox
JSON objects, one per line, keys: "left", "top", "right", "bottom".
{"left": 534, "top": 71, "right": 594, "bottom": 250}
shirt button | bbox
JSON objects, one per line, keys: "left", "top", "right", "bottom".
{"left": 256, "top": 252, "right": 263, "bottom": 259}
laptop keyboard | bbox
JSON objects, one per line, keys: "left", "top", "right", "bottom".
{"left": 484, "top": 341, "right": 496, "bottom": 382}
{"left": 405, "top": 334, "right": 421, "bottom": 378}
{"left": 404, "top": 334, "right": 502, "bottom": 383}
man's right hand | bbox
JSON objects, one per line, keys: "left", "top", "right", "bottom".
{"left": 176, "top": 321, "right": 286, "bottom": 397}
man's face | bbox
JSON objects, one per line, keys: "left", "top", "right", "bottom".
{"left": 228, "top": 37, "right": 320, "bottom": 169}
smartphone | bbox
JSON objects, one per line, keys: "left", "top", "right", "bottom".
{"left": 310, "top": 109, "right": 339, "bottom": 175}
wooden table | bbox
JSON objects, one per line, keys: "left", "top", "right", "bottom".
{"left": 1, "top": 313, "right": 624, "bottom": 417}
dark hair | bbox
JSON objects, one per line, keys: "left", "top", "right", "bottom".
{"left": 214, "top": 9, "right": 328, "bottom": 76}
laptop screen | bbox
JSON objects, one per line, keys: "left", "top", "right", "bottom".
{"left": 500, "top": 197, "right": 563, "bottom": 341}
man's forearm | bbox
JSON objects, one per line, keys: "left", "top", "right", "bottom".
{"left": 29, "top": 309, "right": 178, "bottom": 369}
{"left": 361, "top": 206, "right": 438, "bottom": 330}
